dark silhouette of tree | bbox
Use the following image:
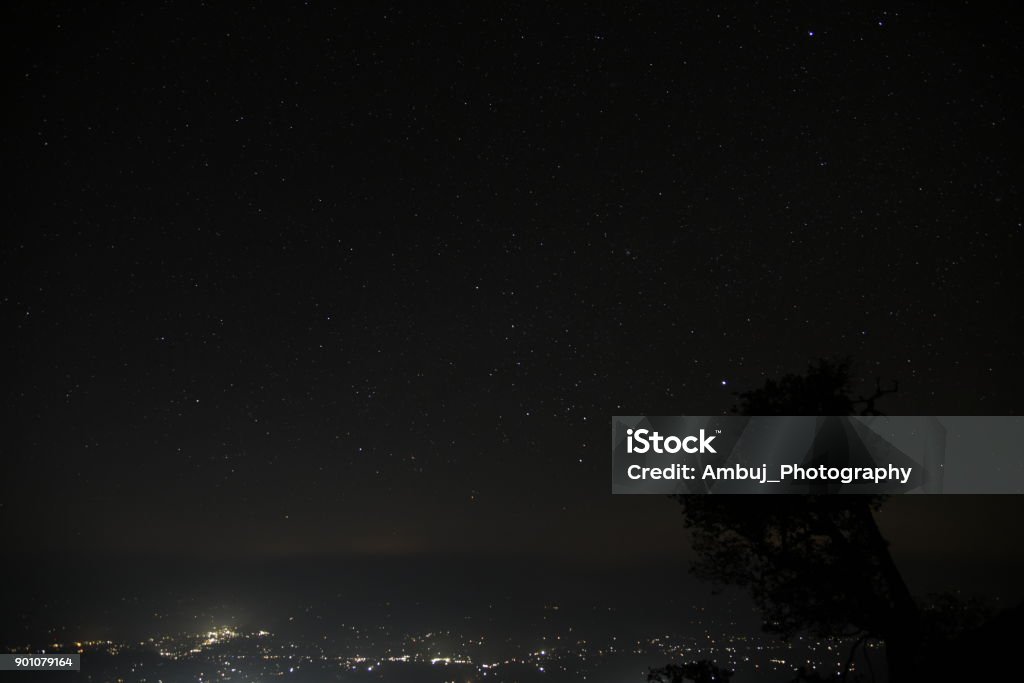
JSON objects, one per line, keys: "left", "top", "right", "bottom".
{"left": 669, "top": 358, "right": 1023, "bottom": 681}
{"left": 674, "top": 359, "right": 922, "bottom": 680}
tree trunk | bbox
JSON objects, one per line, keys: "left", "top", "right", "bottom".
{"left": 856, "top": 504, "right": 923, "bottom": 680}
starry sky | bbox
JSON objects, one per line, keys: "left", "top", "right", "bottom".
{"left": 3, "top": 2, "right": 1023, "bottom": 584}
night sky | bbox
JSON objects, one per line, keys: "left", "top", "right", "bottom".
{"left": 4, "top": 1, "right": 1023, "bottom": 612}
